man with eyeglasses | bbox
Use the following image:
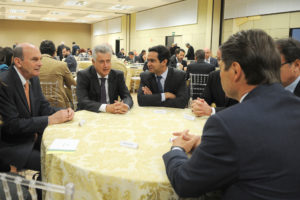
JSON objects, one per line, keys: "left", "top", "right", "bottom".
{"left": 276, "top": 38, "right": 300, "bottom": 97}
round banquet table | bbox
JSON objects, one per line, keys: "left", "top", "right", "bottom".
{"left": 41, "top": 106, "right": 208, "bottom": 200}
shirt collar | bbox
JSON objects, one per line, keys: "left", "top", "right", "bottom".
{"left": 285, "top": 76, "right": 300, "bottom": 93}
{"left": 97, "top": 73, "right": 109, "bottom": 79}
{"left": 239, "top": 92, "right": 249, "bottom": 103}
{"left": 14, "top": 65, "right": 27, "bottom": 86}
{"left": 156, "top": 67, "right": 168, "bottom": 80}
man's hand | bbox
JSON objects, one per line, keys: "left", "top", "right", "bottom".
{"left": 172, "top": 130, "right": 201, "bottom": 153}
{"left": 191, "top": 98, "right": 212, "bottom": 117}
{"left": 106, "top": 101, "right": 129, "bottom": 114}
{"left": 48, "top": 108, "right": 74, "bottom": 125}
{"left": 165, "top": 92, "right": 176, "bottom": 99}
{"left": 142, "top": 86, "right": 152, "bottom": 95}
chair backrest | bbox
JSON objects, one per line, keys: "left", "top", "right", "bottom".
{"left": 189, "top": 73, "right": 209, "bottom": 99}
{"left": 71, "top": 85, "right": 77, "bottom": 111}
{"left": 111, "top": 59, "right": 128, "bottom": 80}
{"left": 40, "top": 81, "right": 59, "bottom": 107}
{"left": 0, "top": 173, "right": 74, "bottom": 200}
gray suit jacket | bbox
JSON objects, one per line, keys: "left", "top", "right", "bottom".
{"left": 76, "top": 66, "right": 133, "bottom": 112}
{"left": 137, "top": 67, "right": 189, "bottom": 108}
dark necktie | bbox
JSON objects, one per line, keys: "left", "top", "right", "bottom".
{"left": 100, "top": 78, "right": 107, "bottom": 104}
{"left": 156, "top": 76, "right": 163, "bottom": 93}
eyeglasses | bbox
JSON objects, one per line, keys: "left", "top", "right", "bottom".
{"left": 281, "top": 62, "right": 291, "bottom": 66}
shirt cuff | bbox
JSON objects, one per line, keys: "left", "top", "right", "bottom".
{"left": 161, "top": 93, "right": 166, "bottom": 102}
{"left": 99, "top": 104, "right": 107, "bottom": 112}
{"left": 211, "top": 107, "right": 216, "bottom": 115}
{"left": 171, "top": 146, "right": 186, "bottom": 152}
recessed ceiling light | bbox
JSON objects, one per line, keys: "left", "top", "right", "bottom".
{"left": 110, "top": 4, "right": 133, "bottom": 10}
{"left": 73, "top": 19, "right": 87, "bottom": 23}
{"left": 64, "top": 1, "right": 87, "bottom": 7}
{"left": 10, "top": 9, "right": 28, "bottom": 13}
{"left": 11, "top": 0, "right": 34, "bottom": 2}
{"left": 42, "top": 17, "right": 57, "bottom": 21}
{"left": 50, "top": 11, "right": 68, "bottom": 16}
{"left": 7, "top": 15, "right": 24, "bottom": 19}
{"left": 86, "top": 14, "right": 101, "bottom": 18}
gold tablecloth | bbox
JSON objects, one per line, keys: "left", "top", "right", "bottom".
{"left": 41, "top": 106, "right": 207, "bottom": 200}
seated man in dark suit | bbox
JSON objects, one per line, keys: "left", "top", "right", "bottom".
{"left": 62, "top": 46, "right": 77, "bottom": 72}
{"left": 138, "top": 50, "right": 146, "bottom": 63}
{"left": 204, "top": 48, "right": 219, "bottom": 68}
{"left": 163, "top": 29, "right": 300, "bottom": 199}
{"left": 185, "top": 49, "right": 215, "bottom": 80}
{"left": 276, "top": 38, "right": 300, "bottom": 97}
{"left": 169, "top": 48, "right": 187, "bottom": 70}
{"left": 125, "top": 51, "right": 139, "bottom": 63}
{"left": 76, "top": 44, "right": 133, "bottom": 113}
{"left": 0, "top": 43, "right": 74, "bottom": 172}
{"left": 137, "top": 45, "right": 189, "bottom": 108}
{"left": 117, "top": 48, "right": 126, "bottom": 59}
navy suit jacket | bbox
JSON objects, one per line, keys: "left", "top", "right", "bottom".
{"left": 163, "top": 83, "right": 300, "bottom": 199}
{"left": 169, "top": 55, "right": 187, "bottom": 69}
{"left": 203, "top": 70, "right": 238, "bottom": 111}
{"left": 76, "top": 66, "right": 133, "bottom": 112}
{"left": 137, "top": 67, "right": 189, "bottom": 108}
{"left": 294, "top": 80, "right": 300, "bottom": 97}
{"left": 64, "top": 55, "right": 77, "bottom": 72}
{"left": 186, "top": 60, "right": 215, "bottom": 80}
{"left": 0, "top": 67, "right": 58, "bottom": 169}
{"left": 208, "top": 57, "right": 219, "bottom": 68}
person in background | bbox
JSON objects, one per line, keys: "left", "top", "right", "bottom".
{"left": 0, "top": 48, "right": 8, "bottom": 72}
{"left": 276, "top": 38, "right": 300, "bottom": 97}
{"left": 39, "top": 40, "right": 76, "bottom": 108}
{"left": 204, "top": 48, "right": 219, "bottom": 68}
{"left": 78, "top": 48, "right": 90, "bottom": 61}
{"left": 163, "top": 29, "right": 300, "bottom": 200}
{"left": 62, "top": 46, "right": 77, "bottom": 73}
{"left": 117, "top": 48, "right": 126, "bottom": 59}
{"left": 138, "top": 50, "right": 146, "bottom": 63}
{"left": 185, "top": 43, "right": 195, "bottom": 60}
{"left": 125, "top": 51, "right": 139, "bottom": 63}
{"left": 56, "top": 41, "right": 64, "bottom": 61}
{"left": 76, "top": 44, "right": 133, "bottom": 113}
{"left": 169, "top": 48, "right": 187, "bottom": 70}
{"left": 72, "top": 42, "right": 80, "bottom": 56}
{"left": 138, "top": 45, "right": 189, "bottom": 108}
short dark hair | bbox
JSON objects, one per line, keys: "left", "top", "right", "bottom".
{"left": 64, "top": 46, "right": 71, "bottom": 51}
{"left": 276, "top": 38, "right": 300, "bottom": 63}
{"left": 3, "top": 47, "right": 13, "bottom": 66}
{"left": 148, "top": 45, "right": 170, "bottom": 65}
{"left": 195, "top": 49, "right": 205, "bottom": 61}
{"left": 128, "top": 51, "right": 134, "bottom": 56}
{"left": 220, "top": 29, "right": 281, "bottom": 85}
{"left": 40, "top": 40, "right": 56, "bottom": 56}
{"left": 72, "top": 42, "right": 76, "bottom": 44}
{"left": 175, "top": 48, "right": 185, "bottom": 55}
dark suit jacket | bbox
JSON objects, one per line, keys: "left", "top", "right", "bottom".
{"left": 116, "top": 52, "right": 125, "bottom": 59}
{"left": 0, "top": 67, "right": 58, "bottom": 169}
{"left": 137, "top": 67, "right": 189, "bottom": 108}
{"left": 186, "top": 61, "right": 215, "bottom": 80}
{"left": 125, "top": 56, "right": 139, "bottom": 63}
{"left": 294, "top": 79, "right": 300, "bottom": 97}
{"left": 64, "top": 55, "right": 77, "bottom": 72}
{"left": 163, "top": 83, "right": 300, "bottom": 199}
{"left": 203, "top": 70, "right": 238, "bottom": 111}
{"left": 76, "top": 66, "right": 133, "bottom": 112}
{"left": 208, "top": 57, "right": 219, "bottom": 68}
{"left": 169, "top": 55, "right": 187, "bottom": 69}
{"left": 185, "top": 46, "right": 195, "bottom": 60}
{"left": 72, "top": 44, "right": 80, "bottom": 56}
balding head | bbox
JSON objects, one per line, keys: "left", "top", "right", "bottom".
{"left": 13, "top": 43, "right": 42, "bottom": 80}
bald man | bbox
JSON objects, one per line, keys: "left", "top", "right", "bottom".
{"left": 0, "top": 43, "right": 74, "bottom": 172}
{"left": 204, "top": 48, "right": 219, "bottom": 68}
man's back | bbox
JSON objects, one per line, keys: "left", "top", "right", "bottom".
{"left": 186, "top": 61, "right": 215, "bottom": 80}
{"left": 39, "top": 54, "right": 76, "bottom": 108}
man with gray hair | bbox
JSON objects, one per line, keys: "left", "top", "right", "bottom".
{"left": 76, "top": 44, "right": 133, "bottom": 113}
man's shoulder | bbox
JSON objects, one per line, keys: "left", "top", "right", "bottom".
{"left": 42, "top": 55, "right": 66, "bottom": 67}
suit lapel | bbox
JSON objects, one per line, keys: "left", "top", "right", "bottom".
{"left": 91, "top": 66, "right": 102, "bottom": 100}
{"left": 108, "top": 70, "right": 116, "bottom": 103}
{"left": 149, "top": 73, "right": 159, "bottom": 93}
{"left": 164, "top": 67, "right": 173, "bottom": 92}
{"left": 12, "top": 68, "right": 30, "bottom": 112}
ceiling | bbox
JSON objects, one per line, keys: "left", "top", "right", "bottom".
{"left": 0, "top": 0, "right": 183, "bottom": 24}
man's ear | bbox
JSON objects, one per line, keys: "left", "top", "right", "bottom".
{"left": 231, "top": 61, "right": 243, "bottom": 82}
{"left": 14, "top": 57, "right": 22, "bottom": 68}
{"left": 161, "top": 59, "right": 168, "bottom": 66}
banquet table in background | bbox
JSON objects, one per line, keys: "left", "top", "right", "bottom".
{"left": 41, "top": 106, "right": 208, "bottom": 200}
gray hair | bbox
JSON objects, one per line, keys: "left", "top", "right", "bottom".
{"left": 92, "top": 44, "right": 112, "bottom": 60}
{"left": 13, "top": 45, "right": 24, "bottom": 60}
